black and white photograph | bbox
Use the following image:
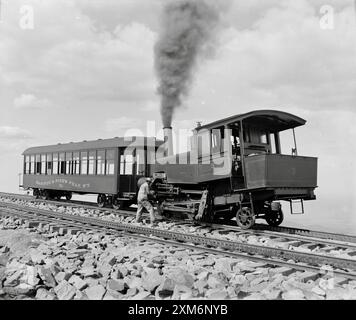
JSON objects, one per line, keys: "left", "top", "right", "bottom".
{"left": 0, "top": 0, "right": 356, "bottom": 308}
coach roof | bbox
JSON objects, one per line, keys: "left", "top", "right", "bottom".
{"left": 23, "top": 136, "right": 163, "bottom": 155}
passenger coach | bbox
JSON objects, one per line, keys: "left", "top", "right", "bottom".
{"left": 21, "top": 137, "right": 162, "bottom": 209}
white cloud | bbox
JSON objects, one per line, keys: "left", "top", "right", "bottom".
{"left": 105, "top": 117, "right": 146, "bottom": 136}
{"left": 0, "top": 126, "right": 32, "bottom": 139}
{"left": 13, "top": 94, "right": 52, "bottom": 110}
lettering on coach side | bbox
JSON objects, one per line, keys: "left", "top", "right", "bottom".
{"left": 35, "top": 179, "right": 90, "bottom": 189}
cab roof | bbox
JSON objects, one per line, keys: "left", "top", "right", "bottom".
{"left": 195, "top": 110, "right": 306, "bottom": 132}
{"left": 23, "top": 136, "right": 163, "bottom": 155}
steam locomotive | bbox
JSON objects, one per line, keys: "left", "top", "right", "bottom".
{"left": 21, "top": 110, "right": 318, "bottom": 229}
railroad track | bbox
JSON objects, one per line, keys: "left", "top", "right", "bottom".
{"left": 2, "top": 193, "right": 356, "bottom": 264}
{"left": 3, "top": 192, "right": 356, "bottom": 245}
{"left": 1, "top": 199, "right": 356, "bottom": 285}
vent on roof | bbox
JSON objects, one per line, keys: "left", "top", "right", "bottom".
{"left": 57, "top": 143, "right": 61, "bottom": 145}
{"left": 83, "top": 140, "right": 87, "bottom": 142}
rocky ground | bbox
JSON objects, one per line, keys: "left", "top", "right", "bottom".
{"left": 1, "top": 215, "right": 356, "bottom": 300}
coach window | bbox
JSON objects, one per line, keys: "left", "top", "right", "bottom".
{"left": 106, "top": 149, "right": 115, "bottom": 175}
{"left": 52, "top": 153, "right": 58, "bottom": 175}
{"left": 73, "top": 152, "right": 80, "bottom": 175}
{"left": 88, "top": 151, "right": 96, "bottom": 175}
{"left": 41, "top": 155, "right": 46, "bottom": 175}
{"left": 120, "top": 151, "right": 133, "bottom": 175}
{"left": 30, "top": 155, "right": 35, "bottom": 174}
{"left": 47, "top": 154, "right": 53, "bottom": 175}
{"left": 59, "top": 153, "right": 66, "bottom": 175}
{"left": 35, "top": 155, "right": 41, "bottom": 175}
{"left": 24, "top": 156, "right": 30, "bottom": 174}
{"left": 66, "top": 152, "right": 73, "bottom": 175}
{"left": 97, "top": 150, "right": 105, "bottom": 175}
{"left": 81, "top": 151, "right": 88, "bottom": 175}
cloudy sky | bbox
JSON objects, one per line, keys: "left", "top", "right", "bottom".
{"left": 0, "top": 0, "right": 355, "bottom": 233}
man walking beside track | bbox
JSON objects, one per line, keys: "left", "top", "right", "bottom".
{"left": 135, "top": 177, "right": 156, "bottom": 225}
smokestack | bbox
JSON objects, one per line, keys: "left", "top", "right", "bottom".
{"left": 163, "top": 127, "right": 174, "bottom": 157}
{"left": 154, "top": 0, "right": 229, "bottom": 128}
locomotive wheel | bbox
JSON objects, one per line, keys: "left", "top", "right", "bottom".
{"left": 265, "top": 209, "right": 284, "bottom": 227}
{"left": 65, "top": 193, "right": 72, "bottom": 201}
{"left": 97, "top": 194, "right": 106, "bottom": 208}
{"left": 236, "top": 207, "right": 255, "bottom": 229}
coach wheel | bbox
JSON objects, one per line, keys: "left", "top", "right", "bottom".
{"left": 65, "top": 193, "right": 72, "bottom": 201}
{"left": 40, "top": 190, "right": 48, "bottom": 200}
{"left": 97, "top": 194, "right": 106, "bottom": 208}
{"left": 236, "top": 207, "right": 255, "bottom": 229}
{"left": 265, "top": 209, "right": 284, "bottom": 227}
{"left": 33, "top": 189, "right": 40, "bottom": 199}
{"left": 112, "top": 198, "right": 122, "bottom": 210}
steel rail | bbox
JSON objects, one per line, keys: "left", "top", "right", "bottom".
{"left": 1, "top": 207, "right": 356, "bottom": 282}
{"left": 1, "top": 201, "right": 356, "bottom": 273}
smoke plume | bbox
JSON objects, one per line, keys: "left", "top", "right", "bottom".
{"left": 154, "top": 0, "right": 227, "bottom": 127}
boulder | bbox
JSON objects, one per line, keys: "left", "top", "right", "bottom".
{"left": 141, "top": 269, "right": 163, "bottom": 292}
{"left": 166, "top": 268, "right": 194, "bottom": 289}
{"left": 29, "top": 248, "right": 46, "bottom": 264}
{"left": 3, "top": 283, "right": 35, "bottom": 296}
{"left": 35, "top": 288, "right": 56, "bottom": 300}
{"left": 126, "top": 276, "right": 142, "bottom": 289}
{"left": 107, "top": 279, "right": 127, "bottom": 292}
{"left": 78, "top": 266, "right": 97, "bottom": 278}
{"left": 156, "top": 278, "right": 175, "bottom": 298}
{"left": 205, "top": 288, "right": 228, "bottom": 300}
{"left": 22, "top": 266, "right": 40, "bottom": 287}
{"left": 85, "top": 284, "right": 106, "bottom": 300}
{"left": 54, "top": 271, "right": 72, "bottom": 283}
{"left": 0, "top": 254, "right": 9, "bottom": 266}
{"left": 54, "top": 280, "right": 76, "bottom": 300}
{"left": 4, "top": 269, "right": 24, "bottom": 287}
{"left": 38, "top": 267, "right": 57, "bottom": 288}
{"left": 311, "top": 286, "right": 326, "bottom": 296}
{"left": 151, "top": 256, "right": 166, "bottom": 265}
{"left": 69, "top": 275, "right": 87, "bottom": 291}
{"left": 282, "top": 289, "right": 305, "bottom": 300}
{"left": 207, "top": 274, "right": 226, "bottom": 289}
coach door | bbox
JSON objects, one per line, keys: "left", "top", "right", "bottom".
{"left": 119, "top": 147, "right": 146, "bottom": 194}
{"left": 119, "top": 147, "right": 135, "bottom": 194}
